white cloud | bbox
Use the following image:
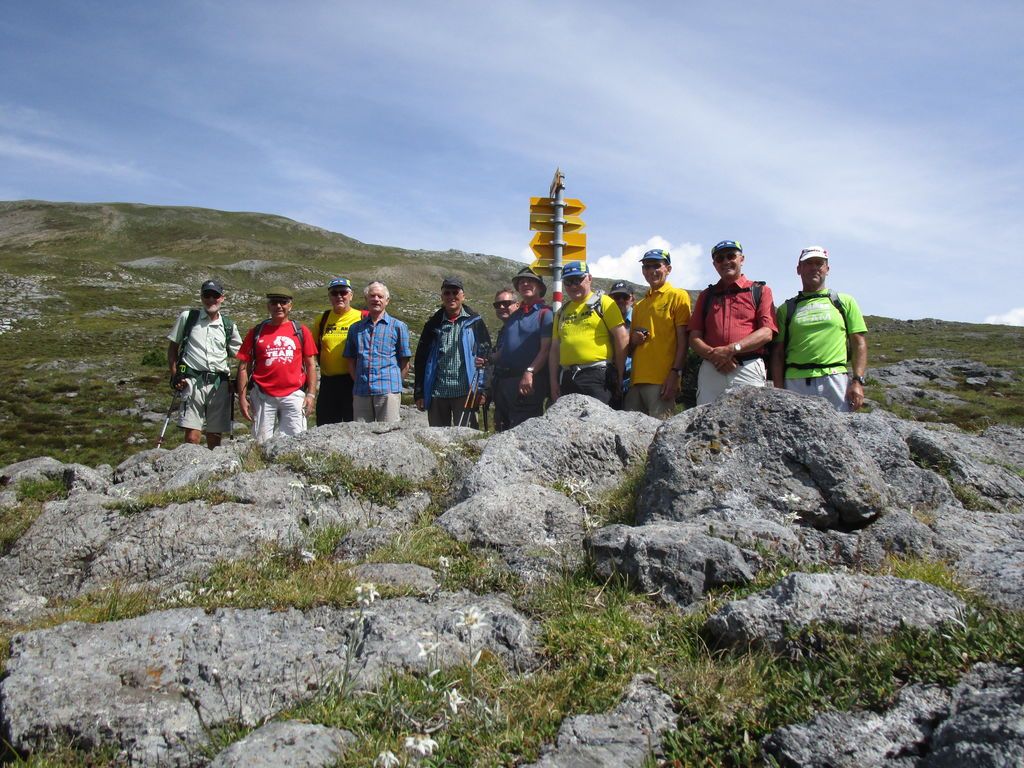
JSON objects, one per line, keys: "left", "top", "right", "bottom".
{"left": 983, "top": 308, "right": 1024, "bottom": 327}
{"left": 0, "top": 134, "right": 151, "bottom": 181}
{"left": 590, "top": 237, "right": 705, "bottom": 289}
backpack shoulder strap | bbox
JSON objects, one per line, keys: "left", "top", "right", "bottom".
{"left": 220, "top": 313, "right": 234, "bottom": 348}
{"left": 291, "top": 320, "right": 304, "bottom": 349}
{"left": 828, "top": 290, "right": 848, "bottom": 330}
{"left": 251, "top": 319, "right": 269, "bottom": 360}
{"left": 317, "top": 310, "right": 331, "bottom": 348}
{"left": 699, "top": 284, "right": 717, "bottom": 323}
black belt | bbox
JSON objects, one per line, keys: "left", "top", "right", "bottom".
{"left": 494, "top": 366, "right": 526, "bottom": 378}
{"left": 183, "top": 368, "right": 229, "bottom": 384}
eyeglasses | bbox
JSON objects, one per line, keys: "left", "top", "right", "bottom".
{"left": 267, "top": 298, "right": 291, "bottom": 305}
{"left": 492, "top": 300, "right": 516, "bottom": 309}
{"left": 442, "top": 288, "right": 462, "bottom": 297}
{"left": 641, "top": 261, "right": 664, "bottom": 270}
{"left": 713, "top": 251, "right": 740, "bottom": 263}
{"left": 201, "top": 292, "right": 221, "bottom": 299}
{"left": 329, "top": 289, "right": 351, "bottom": 297}
{"left": 563, "top": 277, "right": 585, "bottom": 286}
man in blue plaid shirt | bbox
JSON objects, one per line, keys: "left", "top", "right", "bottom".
{"left": 343, "top": 281, "right": 411, "bottom": 422}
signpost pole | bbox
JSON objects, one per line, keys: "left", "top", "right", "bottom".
{"left": 550, "top": 168, "right": 566, "bottom": 311}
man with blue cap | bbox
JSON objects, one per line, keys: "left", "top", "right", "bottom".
{"left": 548, "top": 261, "right": 628, "bottom": 405}
{"left": 315, "top": 277, "right": 365, "bottom": 424}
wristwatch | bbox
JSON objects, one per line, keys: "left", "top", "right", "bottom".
{"left": 851, "top": 375, "right": 866, "bottom": 385}
{"left": 671, "top": 367, "right": 683, "bottom": 374}
{"left": 526, "top": 366, "right": 535, "bottom": 374}
{"left": 733, "top": 343, "right": 742, "bottom": 353}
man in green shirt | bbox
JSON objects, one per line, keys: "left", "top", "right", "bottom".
{"left": 770, "top": 246, "right": 868, "bottom": 412}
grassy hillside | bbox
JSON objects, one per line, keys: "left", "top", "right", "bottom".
{"left": 0, "top": 199, "right": 1022, "bottom": 467}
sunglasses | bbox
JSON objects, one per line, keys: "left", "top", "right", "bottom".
{"left": 267, "top": 297, "right": 291, "bottom": 305}
{"left": 713, "top": 251, "right": 740, "bottom": 263}
{"left": 201, "top": 291, "right": 221, "bottom": 299}
{"left": 329, "top": 289, "right": 351, "bottom": 296}
{"left": 492, "top": 300, "right": 516, "bottom": 309}
{"left": 564, "top": 277, "right": 585, "bottom": 286}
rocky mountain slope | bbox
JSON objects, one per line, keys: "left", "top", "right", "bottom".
{"left": 1, "top": 390, "right": 1022, "bottom": 766}
{"left": 1, "top": 199, "right": 1023, "bottom": 765}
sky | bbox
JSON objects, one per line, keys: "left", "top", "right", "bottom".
{"left": 2, "top": 1, "right": 1022, "bottom": 324}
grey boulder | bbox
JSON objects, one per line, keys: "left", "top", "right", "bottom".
{"left": 522, "top": 675, "right": 676, "bottom": 767}
{"left": 208, "top": 721, "right": 354, "bottom": 768}
{"left": 458, "top": 395, "right": 659, "bottom": 500}
{"left": 762, "top": 683, "right": 951, "bottom": 767}
{"left": 705, "top": 572, "right": 967, "bottom": 651}
{"left": 641, "top": 388, "right": 893, "bottom": 529}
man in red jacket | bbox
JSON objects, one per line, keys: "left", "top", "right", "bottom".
{"left": 236, "top": 286, "right": 318, "bottom": 443}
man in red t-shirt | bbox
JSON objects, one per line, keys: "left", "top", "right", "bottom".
{"left": 688, "top": 240, "right": 778, "bottom": 405}
{"left": 236, "top": 286, "right": 319, "bottom": 443}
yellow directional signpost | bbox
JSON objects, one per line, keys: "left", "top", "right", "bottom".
{"left": 528, "top": 169, "right": 585, "bottom": 308}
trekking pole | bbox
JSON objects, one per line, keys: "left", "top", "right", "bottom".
{"left": 458, "top": 371, "right": 479, "bottom": 428}
{"left": 156, "top": 390, "right": 181, "bottom": 448}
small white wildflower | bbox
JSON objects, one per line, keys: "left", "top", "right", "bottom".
{"left": 355, "top": 582, "right": 379, "bottom": 607}
{"left": 438, "top": 555, "right": 451, "bottom": 570}
{"left": 456, "top": 606, "right": 487, "bottom": 631}
{"left": 299, "top": 549, "right": 316, "bottom": 564}
{"left": 309, "top": 483, "right": 333, "bottom": 496}
{"left": 471, "top": 649, "right": 483, "bottom": 667}
{"left": 445, "top": 686, "right": 466, "bottom": 714}
{"left": 417, "top": 640, "right": 438, "bottom": 658}
{"left": 374, "top": 750, "right": 400, "bottom": 768}
{"left": 288, "top": 481, "right": 305, "bottom": 489}
{"left": 404, "top": 734, "right": 438, "bottom": 758}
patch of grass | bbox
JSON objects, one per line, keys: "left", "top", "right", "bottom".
{"left": 879, "top": 556, "right": 972, "bottom": 601}
{"left": 552, "top": 460, "right": 646, "bottom": 527}
{"left": 1, "top": 477, "right": 70, "bottom": 555}
{"left": 277, "top": 452, "right": 415, "bottom": 507}
{"left": 15, "top": 476, "right": 70, "bottom": 503}
{"left": 104, "top": 482, "right": 241, "bottom": 515}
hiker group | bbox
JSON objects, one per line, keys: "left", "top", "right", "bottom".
{"left": 166, "top": 240, "right": 867, "bottom": 447}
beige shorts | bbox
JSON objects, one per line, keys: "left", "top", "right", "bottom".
{"left": 177, "top": 378, "right": 232, "bottom": 433}
{"left": 623, "top": 383, "right": 676, "bottom": 419}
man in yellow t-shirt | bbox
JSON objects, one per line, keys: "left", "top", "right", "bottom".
{"left": 548, "top": 261, "right": 628, "bottom": 406}
{"left": 625, "top": 248, "right": 692, "bottom": 419}
{"left": 316, "top": 277, "right": 365, "bottom": 424}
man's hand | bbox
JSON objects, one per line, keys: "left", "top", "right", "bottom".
{"left": 303, "top": 393, "right": 315, "bottom": 416}
{"left": 629, "top": 328, "right": 649, "bottom": 349}
{"left": 238, "top": 392, "right": 251, "bottom": 422}
{"left": 660, "top": 370, "right": 680, "bottom": 401}
{"left": 415, "top": 398, "right": 425, "bottom": 411}
{"left": 518, "top": 371, "right": 534, "bottom": 397}
{"left": 170, "top": 372, "right": 187, "bottom": 391}
{"left": 707, "top": 346, "right": 738, "bottom": 373}
{"left": 846, "top": 379, "right": 865, "bottom": 411}
{"left": 549, "top": 382, "right": 560, "bottom": 403}
{"left": 474, "top": 356, "right": 487, "bottom": 369}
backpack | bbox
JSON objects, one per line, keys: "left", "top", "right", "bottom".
{"left": 699, "top": 281, "right": 766, "bottom": 325}
{"left": 780, "top": 290, "right": 849, "bottom": 371}
{"left": 251, "top": 319, "right": 305, "bottom": 361}
{"left": 179, "top": 309, "right": 235, "bottom": 362}
{"left": 556, "top": 290, "right": 608, "bottom": 333}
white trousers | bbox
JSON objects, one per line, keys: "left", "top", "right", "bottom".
{"left": 785, "top": 373, "right": 850, "bottom": 412}
{"left": 696, "top": 358, "right": 767, "bottom": 406}
{"left": 250, "top": 387, "right": 307, "bottom": 443}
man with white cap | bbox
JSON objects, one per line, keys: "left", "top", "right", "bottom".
{"left": 770, "top": 246, "right": 868, "bottom": 411}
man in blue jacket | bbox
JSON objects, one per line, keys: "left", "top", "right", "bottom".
{"left": 414, "top": 276, "right": 492, "bottom": 427}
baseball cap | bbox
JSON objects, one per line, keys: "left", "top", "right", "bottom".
{"left": 512, "top": 266, "right": 547, "bottom": 296}
{"left": 200, "top": 280, "right": 224, "bottom": 296}
{"left": 640, "top": 248, "right": 671, "bottom": 264}
{"left": 798, "top": 246, "right": 829, "bottom": 263}
{"left": 711, "top": 240, "right": 743, "bottom": 257}
{"left": 266, "top": 285, "right": 294, "bottom": 300}
{"left": 441, "top": 276, "right": 464, "bottom": 291}
{"left": 328, "top": 277, "right": 353, "bottom": 291}
{"left": 609, "top": 280, "right": 633, "bottom": 297}
{"left": 562, "top": 261, "right": 590, "bottom": 279}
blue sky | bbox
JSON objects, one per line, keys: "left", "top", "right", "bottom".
{"left": 2, "top": 1, "right": 1022, "bottom": 323}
